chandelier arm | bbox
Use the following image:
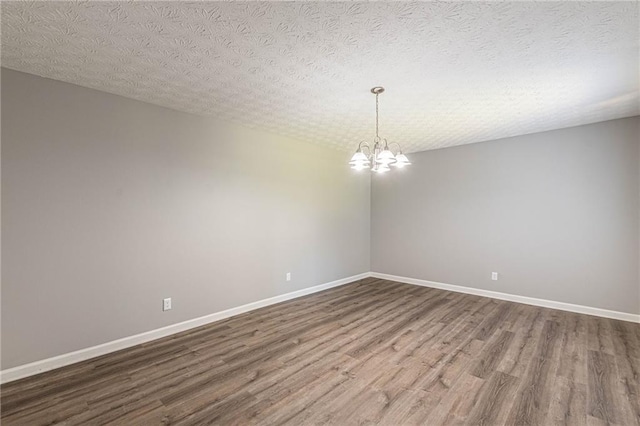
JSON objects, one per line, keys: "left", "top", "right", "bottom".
{"left": 388, "top": 141, "right": 404, "bottom": 153}
{"left": 358, "top": 141, "right": 371, "bottom": 155}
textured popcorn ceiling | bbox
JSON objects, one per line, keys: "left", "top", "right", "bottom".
{"left": 2, "top": 1, "right": 638, "bottom": 153}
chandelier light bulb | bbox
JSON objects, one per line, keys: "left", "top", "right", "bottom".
{"left": 351, "top": 161, "right": 369, "bottom": 171}
{"left": 349, "top": 151, "right": 369, "bottom": 165}
{"left": 376, "top": 148, "right": 396, "bottom": 164}
{"left": 393, "top": 153, "right": 411, "bottom": 167}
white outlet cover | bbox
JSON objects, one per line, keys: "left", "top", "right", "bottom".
{"left": 491, "top": 272, "right": 499, "bottom": 281}
{"left": 163, "top": 298, "right": 172, "bottom": 311}
{"left": 286, "top": 273, "right": 291, "bottom": 282}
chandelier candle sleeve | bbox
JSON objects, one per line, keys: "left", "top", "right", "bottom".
{"left": 349, "top": 87, "right": 410, "bottom": 172}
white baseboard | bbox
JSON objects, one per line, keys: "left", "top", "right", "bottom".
{"left": 0, "top": 272, "right": 370, "bottom": 384}
{"left": 371, "top": 272, "right": 640, "bottom": 324}
{"left": 4, "top": 271, "right": 637, "bottom": 384}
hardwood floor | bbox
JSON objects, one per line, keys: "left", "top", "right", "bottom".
{"left": 2, "top": 277, "right": 639, "bottom": 425}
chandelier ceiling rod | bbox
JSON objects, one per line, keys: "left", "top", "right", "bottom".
{"left": 375, "top": 88, "right": 380, "bottom": 139}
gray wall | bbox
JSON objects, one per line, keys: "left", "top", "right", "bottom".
{"left": 372, "top": 117, "right": 640, "bottom": 315}
{"left": 2, "top": 68, "right": 638, "bottom": 371}
{"left": 1, "top": 69, "right": 371, "bottom": 369}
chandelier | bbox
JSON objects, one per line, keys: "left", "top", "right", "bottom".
{"left": 349, "top": 87, "right": 410, "bottom": 173}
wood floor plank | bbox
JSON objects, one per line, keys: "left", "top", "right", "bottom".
{"left": 466, "top": 371, "right": 520, "bottom": 426}
{"left": 421, "top": 372, "right": 485, "bottom": 425}
{"left": 609, "top": 319, "right": 640, "bottom": 425}
{"left": 506, "top": 354, "right": 558, "bottom": 425}
{"left": 471, "top": 330, "right": 514, "bottom": 379}
{"left": 587, "top": 349, "right": 621, "bottom": 424}
{"left": 1, "top": 278, "right": 638, "bottom": 426}
{"left": 556, "top": 312, "right": 588, "bottom": 385}
{"left": 253, "top": 369, "right": 351, "bottom": 425}
{"left": 497, "top": 307, "right": 547, "bottom": 378}
{"left": 587, "top": 316, "right": 616, "bottom": 355}
{"left": 546, "top": 376, "right": 587, "bottom": 426}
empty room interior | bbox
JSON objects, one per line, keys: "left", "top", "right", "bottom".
{"left": 1, "top": 1, "right": 639, "bottom": 425}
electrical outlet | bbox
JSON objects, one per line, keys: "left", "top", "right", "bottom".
{"left": 286, "top": 272, "right": 291, "bottom": 282}
{"left": 163, "top": 298, "right": 172, "bottom": 311}
{"left": 491, "top": 272, "right": 498, "bottom": 281}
